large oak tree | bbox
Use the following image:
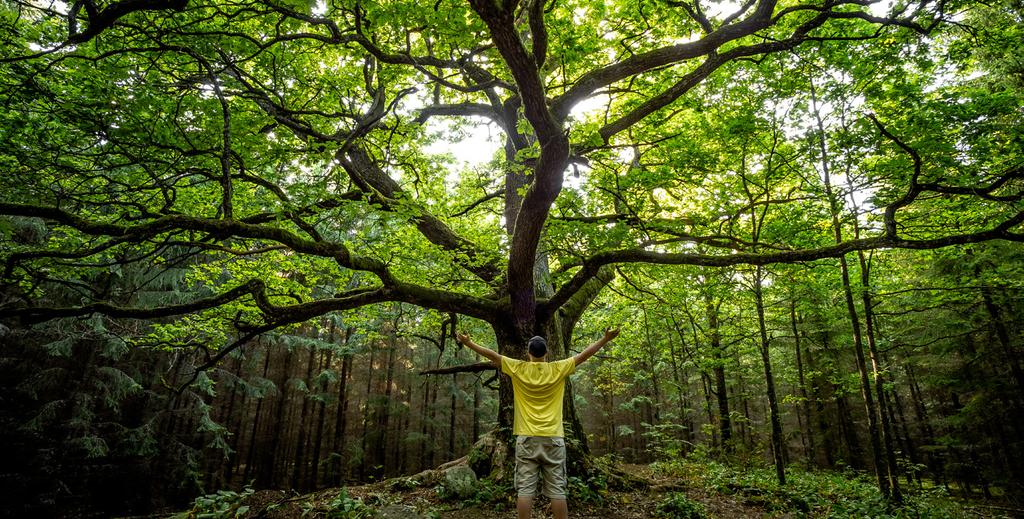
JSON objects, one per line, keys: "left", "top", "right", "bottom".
{"left": 1, "top": 0, "right": 1022, "bottom": 486}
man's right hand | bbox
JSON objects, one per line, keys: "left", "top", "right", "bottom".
{"left": 575, "top": 326, "right": 621, "bottom": 367}
{"left": 603, "top": 328, "right": 620, "bottom": 342}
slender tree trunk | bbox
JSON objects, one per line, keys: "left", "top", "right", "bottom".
{"left": 359, "top": 341, "right": 376, "bottom": 481}
{"left": 261, "top": 344, "right": 294, "bottom": 487}
{"left": 700, "top": 372, "right": 718, "bottom": 448}
{"left": 419, "top": 372, "right": 433, "bottom": 471}
{"left": 858, "top": 250, "right": 902, "bottom": 502}
{"left": 905, "top": 364, "right": 943, "bottom": 485}
{"left": 426, "top": 344, "right": 443, "bottom": 468}
{"left": 309, "top": 343, "right": 333, "bottom": 489}
{"left": 811, "top": 79, "right": 889, "bottom": 497}
{"left": 818, "top": 328, "right": 855, "bottom": 467}
{"left": 243, "top": 344, "right": 272, "bottom": 484}
{"left": 472, "top": 381, "right": 480, "bottom": 444}
{"left": 704, "top": 292, "right": 732, "bottom": 452}
{"left": 814, "top": 388, "right": 834, "bottom": 468}
{"left": 736, "top": 361, "right": 752, "bottom": 450}
{"left": 889, "top": 382, "right": 920, "bottom": 485}
{"left": 641, "top": 307, "right": 663, "bottom": 428}
{"left": 602, "top": 386, "right": 610, "bottom": 454}
{"left": 449, "top": 375, "right": 458, "bottom": 459}
{"left": 332, "top": 348, "right": 352, "bottom": 484}
{"left": 219, "top": 353, "right": 244, "bottom": 487}
{"left": 291, "top": 343, "right": 317, "bottom": 489}
{"left": 754, "top": 266, "right": 786, "bottom": 484}
{"left": 790, "top": 301, "right": 816, "bottom": 465}
{"left": 377, "top": 324, "right": 397, "bottom": 478}
{"left": 667, "top": 326, "right": 693, "bottom": 449}
{"left": 396, "top": 409, "right": 409, "bottom": 475}
{"left": 980, "top": 284, "right": 1024, "bottom": 397}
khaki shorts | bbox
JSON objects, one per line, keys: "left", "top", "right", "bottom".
{"left": 514, "top": 435, "right": 567, "bottom": 499}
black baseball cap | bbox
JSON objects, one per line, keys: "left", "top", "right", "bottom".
{"left": 528, "top": 336, "right": 547, "bottom": 358}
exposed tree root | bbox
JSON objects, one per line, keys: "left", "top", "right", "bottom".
{"left": 377, "top": 432, "right": 650, "bottom": 492}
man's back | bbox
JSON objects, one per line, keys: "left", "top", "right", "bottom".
{"left": 501, "top": 356, "right": 575, "bottom": 437}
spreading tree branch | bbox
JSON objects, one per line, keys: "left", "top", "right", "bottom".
{"left": 420, "top": 361, "right": 496, "bottom": 375}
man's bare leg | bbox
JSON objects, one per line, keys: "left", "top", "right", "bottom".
{"left": 517, "top": 496, "right": 534, "bottom": 519}
{"left": 550, "top": 498, "right": 568, "bottom": 519}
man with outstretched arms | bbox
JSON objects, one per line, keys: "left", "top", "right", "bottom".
{"left": 456, "top": 328, "right": 621, "bottom": 519}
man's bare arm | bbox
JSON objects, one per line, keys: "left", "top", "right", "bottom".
{"left": 574, "top": 328, "right": 620, "bottom": 367}
{"left": 456, "top": 331, "right": 501, "bottom": 367}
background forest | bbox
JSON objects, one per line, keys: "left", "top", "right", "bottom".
{"left": 0, "top": 0, "right": 1022, "bottom": 517}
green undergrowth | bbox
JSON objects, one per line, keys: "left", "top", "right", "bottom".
{"left": 656, "top": 492, "right": 707, "bottom": 519}
{"left": 651, "top": 458, "right": 975, "bottom": 518}
{"left": 435, "top": 476, "right": 514, "bottom": 507}
{"left": 323, "top": 488, "right": 375, "bottom": 519}
{"left": 174, "top": 486, "right": 254, "bottom": 519}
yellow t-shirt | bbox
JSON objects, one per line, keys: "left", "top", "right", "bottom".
{"left": 501, "top": 356, "right": 576, "bottom": 437}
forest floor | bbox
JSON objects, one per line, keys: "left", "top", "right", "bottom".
{"left": 219, "top": 465, "right": 765, "bottom": 519}
{"left": 174, "top": 460, "right": 1023, "bottom": 519}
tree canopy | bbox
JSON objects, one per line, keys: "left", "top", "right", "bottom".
{"left": 2, "top": 0, "right": 1020, "bottom": 343}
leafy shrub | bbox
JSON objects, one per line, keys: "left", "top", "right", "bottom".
{"left": 325, "top": 489, "right": 374, "bottom": 519}
{"left": 567, "top": 474, "right": 608, "bottom": 505}
{"left": 655, "top": 492, "right": 706, "bottom": 519}
{"left": 183, "top": 486, "right": 254, "bottom": 519}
